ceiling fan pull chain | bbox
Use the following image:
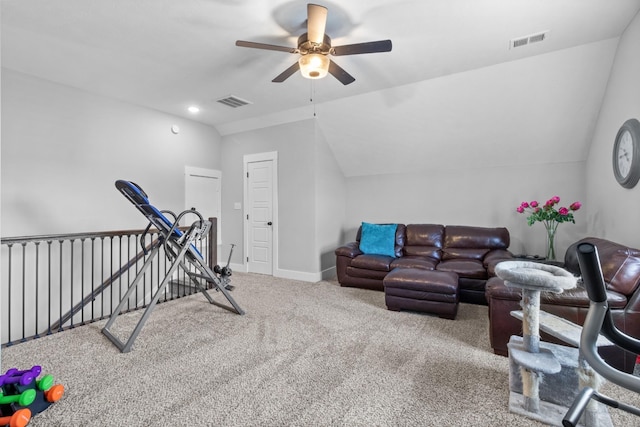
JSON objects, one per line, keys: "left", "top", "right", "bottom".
{"left": 310, "top": 80, "right": 317, "bottom": 117}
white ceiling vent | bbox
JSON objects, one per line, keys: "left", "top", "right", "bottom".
{"left": 216, "top": 95, "right": 252, "bottom": 108}
{"left": 509, "top": 30, "right": 549, "bottom": 49}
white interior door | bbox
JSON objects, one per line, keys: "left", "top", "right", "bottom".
{"left": 184, "top": 167, "right": 221, "bottom": 245}
{"left": 243, "top": 152, "right": 278, "bottom": 275}
{"left": 247, "top": 160, "right": 273, "bottom": 275}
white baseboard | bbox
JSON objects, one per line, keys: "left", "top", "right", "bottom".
{"left": 274, "top": 268, "right": 320, "bottom": 282}
{"left": 228, "top": 262, "right": 246, "bottom": 273}
{"left": 275, "top": 266, "right": 336, "bottom": 282}
{"left": 224, "top": 263, "right": 336, "bottom": 283}
{"left": 320, "top": 266, "right": 336, "bottom": 281}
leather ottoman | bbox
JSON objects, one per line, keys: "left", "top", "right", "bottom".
{"left": 383, "top": 268, "right": 460, "bottom": 319}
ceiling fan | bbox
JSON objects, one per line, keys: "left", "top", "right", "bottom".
{"left": 235, "top": 3, "right": 392, "bottom": 85}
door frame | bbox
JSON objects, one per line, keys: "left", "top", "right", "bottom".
{"left": 243, "top": 151, "right": 278, "bottom": 275}
{"left": 184, "top": 166, "right": 222, "bottom": 245}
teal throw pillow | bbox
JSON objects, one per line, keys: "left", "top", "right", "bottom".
{"left": 359, "top": 222, "right": 397, "bottom": 257}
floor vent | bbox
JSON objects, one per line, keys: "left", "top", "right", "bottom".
{"left": 216, "top": 95, "right": 252, "bottom": 108}
{"left": 510, "top": 31, "right": 548, "bottom": 49}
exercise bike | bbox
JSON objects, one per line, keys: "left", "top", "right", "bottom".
{"left": 562, "top": 242, "right": 640, "bottom": 426}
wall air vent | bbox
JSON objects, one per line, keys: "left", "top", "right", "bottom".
{"left": 509, "top": 30, "right": 549, "bottom": 49}
{"left": 216, "top": 95, "right": 252, "bottom": 108}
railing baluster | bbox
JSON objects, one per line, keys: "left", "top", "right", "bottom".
{"left": 21, "top": 243, "right": 26, "bottom": 342}
{"left": 70, "top": 239, "right": 75, "bottom": 328}
{"left": 109, "top": 236, "right": 114, "bottom": 315}
{"left": 100, "top": 236, "right": 105, "bottom": 319}
{"left": 145, "top": 234, "right": 150, "bottom": 308}
{"left": 34, "top": 242, "right": 40, "bottom": 339}
{"left": 91, "top": 237, "right": 95, "bottom": 321}
{"left": 47, "top": 240, "right": 52, "bottom": 336}
{"left": 6, "top": 244, "right": 13, "bottom": 346}
{"left": 128, "top": 235, "right": 132, "bottom": 311}
{"left": 58, "top": 240, "right": 63, "bottom": 332}
{"left": 80, "top": 238, "right": 85, "bottom": 325}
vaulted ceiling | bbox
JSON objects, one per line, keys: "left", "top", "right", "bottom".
{"left": 3, "top": 0, "right": 640, "bottom": 176}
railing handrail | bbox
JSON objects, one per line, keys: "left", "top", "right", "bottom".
{"left": 2, "top": 218, "right": 217, "bottom": 269}
{"left": 1, "top": 227, "right": 174, "bottom": 245}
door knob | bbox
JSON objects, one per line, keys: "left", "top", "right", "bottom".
{"left": 267, "top": 221, "right": 273, "bottom": 226}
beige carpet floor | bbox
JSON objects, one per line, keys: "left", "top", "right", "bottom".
{"left": 2, "top": 273, "right": 639, "bottom": 426}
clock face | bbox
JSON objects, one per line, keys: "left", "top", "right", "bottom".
{"left": 613, "top": 119, "right": 640, "bottom": 188}
{"left": 617, "top": 130, "right": 633, "bottom": 178}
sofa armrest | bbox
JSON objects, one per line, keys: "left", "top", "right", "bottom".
{"left": 335, "top": 242, "right": 362, "bottom": 259}
{"left": 483, "top": 249, "right": 514, "bottom": 276}
{"left": 487, "top": 277, "right": 628, "bottom": 309}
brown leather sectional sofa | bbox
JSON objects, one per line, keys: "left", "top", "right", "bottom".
{"left": 486, "top": 237, "right": 640, "bottom": 373}
{"left": 335, "top": 224, "right": 513, "bottom": 304}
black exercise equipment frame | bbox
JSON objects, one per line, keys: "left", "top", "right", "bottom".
{"left": 101, "top": 180, "right": 244, "bottom": 353}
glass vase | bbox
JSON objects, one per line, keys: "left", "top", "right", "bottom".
{"left": 544, "top": 222, "right": 558, "bottom": 261}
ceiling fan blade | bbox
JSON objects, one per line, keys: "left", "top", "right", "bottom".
{"left": 307, "top": 4, "right": 328, "bottom": 44}
{"left": 236, "top": 40, "right": 297, "bottom": 54}
{"left": 272, "top": 62, "right": 300, "bottom": 83}
{"left": 331, "top": 40, "right": 392, "bottom": 56}
{"left": 328, "top": 60, "right": 355, "bottom": 85}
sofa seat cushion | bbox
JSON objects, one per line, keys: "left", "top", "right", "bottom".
{"left": 350, "top": 254, "right": 394, "bottom": 271}
{"left": 391, "top": 256, "right": 438, "bottom": 270}
{"left": 437, "top": 259, "right": 487, "bottom": 279}
{"left": 485, "top": 254, "right": 514, "bottom": 277}
{"left": 346, "top": 266, "right": 388, "bottom": 280}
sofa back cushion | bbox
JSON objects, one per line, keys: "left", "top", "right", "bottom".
{"left": 356, "top": 223, "right": 406, "bottom": 258}
{"left": 402, "top": 224, "right": 445, "bottom": 260}
{"left": 565, "top": 237, "right": 640, "bottom": 296}
{"left": 443, "top": 248, "right": 489, "bottom": 260}
{"left": 442, "top": 226, "right": 510, "bottom": 260}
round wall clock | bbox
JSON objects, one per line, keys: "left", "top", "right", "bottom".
{"left": 612, "top": 118, "right": 640, "bottom": 189}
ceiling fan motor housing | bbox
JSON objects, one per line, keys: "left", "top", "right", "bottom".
{"left": 297, "top": 33, "right": 332, "bottom": 55}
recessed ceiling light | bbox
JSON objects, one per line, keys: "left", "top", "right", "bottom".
{"left": 187, "top": 106, "right": 200, "bottom": 114}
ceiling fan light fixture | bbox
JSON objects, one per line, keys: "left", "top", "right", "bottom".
{"left": 298, "top": 53, "right": 329, "bottom": 79}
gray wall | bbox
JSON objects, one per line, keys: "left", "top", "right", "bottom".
{"left": 220, "top": 118, "right": 347, "bottom": 279}
{"left": 314, "top": 124, "right": 346, "bottom": 276}
{"left": 586, "top": 11, "right": 640, "bottom": 247}
{"left": 344, "top": 162, "right": 587, "bottom": 258}
{"left": 221, "top": 119, "right": 317, "bottom": 273}
{"left": 1, "top": 69, "right": 223, "bottom": 236}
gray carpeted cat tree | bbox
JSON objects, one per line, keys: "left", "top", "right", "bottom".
{"left": 495, "top": 260, "right": 611, "bottom": 425}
